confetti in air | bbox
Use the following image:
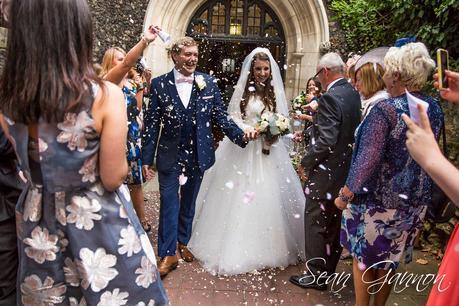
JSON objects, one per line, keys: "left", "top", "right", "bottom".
{"left": 304, "top": 187, "right": 310, "bottom": 195}
{"left": 398, "top": 194, "right": 408, "bottom": 200}
{"left": 243, "top": 191, "right": 255, "bottom": 204}
{"left": 357, "top": 262, "right": 366, "bottom": 271}
{"left": 248, "top": 86, "right": 256, "bottom": 92}
{"left": 293, "top": 214, "right": 301, "bottom": 219}
{"left": 326, "top": 244, "right": 331, "bottom": 256}
{"left": 179, "top": 174, "right": 188, "bottom": 186}
{"left": 225, "top": 181, "right": 234, "bottom": 189}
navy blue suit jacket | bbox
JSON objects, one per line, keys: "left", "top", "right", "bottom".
{"left": 142, "top": 71, "right": 246, "bottom": 172}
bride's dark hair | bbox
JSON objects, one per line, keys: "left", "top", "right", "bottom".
{"left": 240, "top": 52, "right": 276, "bottom": 118}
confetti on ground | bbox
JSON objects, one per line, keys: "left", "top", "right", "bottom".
{"left": 416, "top": 258, "right": 429, "bottom": 265}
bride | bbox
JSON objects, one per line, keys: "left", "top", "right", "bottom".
{"left": 188, "top": 48, "right": 305, "bottom": 275}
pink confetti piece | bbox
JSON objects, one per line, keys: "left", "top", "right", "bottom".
{"left": 243, "top": 191, "right": 255, "bottom": 204}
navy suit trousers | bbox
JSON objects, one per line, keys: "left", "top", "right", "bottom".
{"left": 157, "top": 164, "right": 203, "bottom": 258}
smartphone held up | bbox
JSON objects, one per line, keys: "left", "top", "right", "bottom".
{"left": 437, "top": 48, "right": 449, "bottom": 89}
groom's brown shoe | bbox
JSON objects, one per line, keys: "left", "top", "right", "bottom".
{"left": 158, "top": 255, "right": 178, "bottom": 277}
{"left": 178, "top": 243, "right": 195, "bottom": 262}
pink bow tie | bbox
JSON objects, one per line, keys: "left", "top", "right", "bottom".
{"left": 176, "top": 77, "right": 193, "bottom": 84}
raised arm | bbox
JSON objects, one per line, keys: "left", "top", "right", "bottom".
{"left": 104, "top": 26, "right": 158, "bottom": 85}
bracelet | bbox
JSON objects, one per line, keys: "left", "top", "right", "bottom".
{"left": 338, "top": 188, "right": 354, "bottom": 203}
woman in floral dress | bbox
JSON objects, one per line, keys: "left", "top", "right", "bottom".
{"left": 334, "top": 42, "right": 443, "bottom": 306}
{"left": 0, "top": 0, "right": 168, "bottom": 305}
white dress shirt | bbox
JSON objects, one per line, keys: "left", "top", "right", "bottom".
{"left": 173, "top": 69, "right": 194, "bottom": 108}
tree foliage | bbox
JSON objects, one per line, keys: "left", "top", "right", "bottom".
{"left": 330, "top": 0, "right": 459, "bottom": 63}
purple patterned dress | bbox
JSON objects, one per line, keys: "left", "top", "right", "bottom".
{"left": 340, "top": 92, "right": 443, "bottom": 270}
{"left": 5, "top": 89, "right": 168, "bottom": 305}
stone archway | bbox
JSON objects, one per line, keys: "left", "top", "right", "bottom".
{"left": 143, "top": 0, "right": 329, "bottom": 99}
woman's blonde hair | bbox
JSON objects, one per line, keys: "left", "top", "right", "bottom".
{"left": 99, "top": 47, "right": 126, "bottom": 78}
{"left": 384, "top": 42, "right": 435, "bottom": 90}
{"left": 356, "top": 63, "right": 385, "bottom": 98}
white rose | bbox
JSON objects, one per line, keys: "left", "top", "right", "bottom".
{"left": 259, "top": 121, "right": 269, "bottom": 131}
{"left": 195, "top": 75, "right": 206, "bottom": 90}
{"left": 261, "top": 113, "right": 271, "bottom": 121}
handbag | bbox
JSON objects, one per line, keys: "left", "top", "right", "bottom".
{"left": 426, "top": 116, "right": 455, "bottom": 223}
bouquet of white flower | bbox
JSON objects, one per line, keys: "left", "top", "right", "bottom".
{"left": 255, "top": 112, "right": 291, "bottom": 155}
{"left": 290, "top": 91, "right": 307, "bottom": 114}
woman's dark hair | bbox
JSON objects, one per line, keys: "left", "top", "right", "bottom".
{"left": 0, "top": 0, "right": 103, "bottom": 123}
{"left": 241, "top": 52, "right": 276, "bottom": 117}
{"left": 306, "top": 77, "right": 322, "bottom": 96}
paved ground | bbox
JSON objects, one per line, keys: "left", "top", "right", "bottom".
{"left": 143, "top": 180, "right": 440, "bottom": 306}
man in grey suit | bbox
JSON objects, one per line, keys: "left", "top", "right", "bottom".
{"left": 290, "top": 53, "right": 361, "bottom": 290}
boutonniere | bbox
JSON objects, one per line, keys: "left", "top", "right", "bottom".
{"left": 195, "top": 75, "right": 207, "bottom": 91}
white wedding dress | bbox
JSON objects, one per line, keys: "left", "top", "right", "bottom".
{"left": 188, "top": 95, "right": 306, "bottom": 275}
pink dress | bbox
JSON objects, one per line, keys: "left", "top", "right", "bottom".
{"left": 427, "top": 222, "right": 459, "bottom": 306}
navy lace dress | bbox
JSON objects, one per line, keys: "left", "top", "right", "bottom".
{"left": 5, "top": 88, "right": 168, "bottom": 305}
{"left": 340, "top": 92, "right": 443, "bottom": 270}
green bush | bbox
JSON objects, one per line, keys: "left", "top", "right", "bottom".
{"left": 330, "top": 0, "right": 459, "bottom": 58}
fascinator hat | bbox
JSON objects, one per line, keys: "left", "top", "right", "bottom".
{"left": 394, "top": 36, "right": 416, "bottom": 48}
{"left": 354, "top": 47, "right": 390, "bottom": 74}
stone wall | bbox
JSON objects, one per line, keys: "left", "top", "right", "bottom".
{"left": 88, "top": 0, "right": 150, "bottom": 62}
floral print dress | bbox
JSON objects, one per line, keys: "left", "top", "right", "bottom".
{"left": 123, "top": 83, "right": 143, "bottom": 185}
{"left": 340, "top": 93, "right": 443, "bottom": 270}
{"left": 5, "top": 89, "right": 168, "bottom": 305}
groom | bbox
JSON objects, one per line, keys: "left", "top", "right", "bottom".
{"left": 142, "top": 37, "right": 255, "bottom": 277}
